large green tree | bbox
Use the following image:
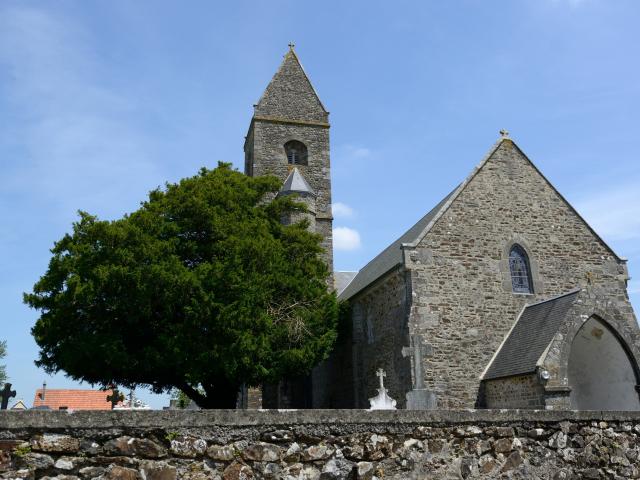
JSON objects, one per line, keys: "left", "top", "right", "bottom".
{"left": 25, "top": 164, "right": 338, "bottom": 408}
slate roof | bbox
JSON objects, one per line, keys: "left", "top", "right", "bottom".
{"left": 280, "top": 168, "right": 315, "bottom": 196}
{"left": 482, "top": 289, "right": 581, "bottom": 380}
{"left": 32, "top": 389, "right": 116, "bottom": 410}
{"left": 334, "top": 271, "right": 357, "bottom": 296}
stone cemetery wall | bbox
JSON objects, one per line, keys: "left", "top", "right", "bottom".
{"left": 1, "top": 409, "right": 640, "bottom": 479}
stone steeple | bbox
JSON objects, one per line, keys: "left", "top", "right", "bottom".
{"left": 254, "top": 46, "right": 328, "bottom": 124}
{"left": 244, "top": 46, "right": 333, "bottom": 279}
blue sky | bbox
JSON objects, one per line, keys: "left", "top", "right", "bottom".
{"left": 1, "top": 0, "right": 639, "bottom": 409}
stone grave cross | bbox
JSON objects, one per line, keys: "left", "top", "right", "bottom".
{"left": 106, "top": 388, "right": 123, "bottom": 409}
{"left": 369, "top": 368, "right": 397, "bottom": 410}
{"left": 0, "top": 383, "right": 16, "bottom": 410}
{"left": 402, "top": 334, "right": 432, "bottom": 390}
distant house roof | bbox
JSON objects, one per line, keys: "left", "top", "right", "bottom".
{"left": 482, "top": 289, "right": 581, "bottom": 380}
{"left": 10, "top": 399, "right": 27, "bottom": 410}
{"left": 32, "top": 389, "right": 115, "bottom": 411}
{"left": 339, "top": 187, "right": 458, "bottom": 300}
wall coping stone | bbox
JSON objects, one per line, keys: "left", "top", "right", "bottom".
{"left": 2, "top": 409, "right": 640, "bottom": 430}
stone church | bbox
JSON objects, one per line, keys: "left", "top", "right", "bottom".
{"left": 244, "top": 46, "right": 640, "bottom": 410}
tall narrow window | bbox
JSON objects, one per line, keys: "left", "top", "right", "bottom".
{"left": 509, "top": 244, "right": 533, "bottom": 294}
{"left": 284, "top": 140, "right": 308, "bottom": 166}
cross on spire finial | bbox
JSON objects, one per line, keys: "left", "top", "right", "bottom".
{"left": 499, "top": 129, "right": 510, "bottom": 138}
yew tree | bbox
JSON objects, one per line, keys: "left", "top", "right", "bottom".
{"left": 25, "top": 164, "right": 338, "bottom": 408}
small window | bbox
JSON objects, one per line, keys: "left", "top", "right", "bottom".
{"left": 509, "top": 244, "right": 533, "bottom": 294}
{"left": 284, "top": 140, "right": 308, "bottom": 166}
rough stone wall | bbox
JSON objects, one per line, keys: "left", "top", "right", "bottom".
{"left": 341, "top": 269, "right": 412, "bottom": 409}
{"left": 404, "top": 139, "right": 637, "bottom": 409}
{"left": 3, "top": 410, "right": 640, "bottom": 479}
{"left": 484, "top": 374, "right": 546, "bottom": 409}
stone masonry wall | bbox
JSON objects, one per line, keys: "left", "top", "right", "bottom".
{"left": 484, "top": 374, "right": 546, "bottom": 410}
{"left": 404, "top": 139, "right": 638, "bottom": 409}
{"left": 346, "top": 269, "right": 412, "bottom": 409}
{"left": 2, "top": 410, "right": 640, "bottom": 479}
{"left": 254, "top": 50, "right": 328, "bottom": 124}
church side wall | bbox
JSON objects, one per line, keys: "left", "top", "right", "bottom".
{"left": 405, "top": 139, "right": 637, "bottom": 409}
{"left": 483, "top": 374, "right": 546, "bottom": 409}
{"left": 346, "top": 268, "right": 412, "bottom": 409}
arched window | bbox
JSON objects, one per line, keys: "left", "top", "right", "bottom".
{"left": 284, "top": 140, "right": 308, "bottom": 166}
{"left": 509, "top": 244, "right": 533, "bottom": 294}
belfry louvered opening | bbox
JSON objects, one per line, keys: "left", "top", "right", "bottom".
{"left": 285, "top": 140, "right": 308, "bottom": 166}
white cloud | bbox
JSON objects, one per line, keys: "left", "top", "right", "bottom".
{"left": 334, "top": 227, "right": 362, "bottom": 251}
{"left": 574, "top": 182, "right": 640, "bottom": 241}
{"left": 344, "top": 145, "right": 371, "bottom": 159}
{"left": 332, "top": 202, "right": 354, "bottom": 218}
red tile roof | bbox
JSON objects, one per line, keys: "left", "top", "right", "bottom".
{"left": 32, "top": 389, "right": 115, "bottom": 410}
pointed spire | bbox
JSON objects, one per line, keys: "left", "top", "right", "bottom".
{"left": 254, "top": 46, "right": 328, "bottom": 123}
{"left": 279, "top": 167, "right": 315, "bottom": 196}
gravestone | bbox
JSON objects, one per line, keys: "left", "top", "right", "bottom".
{"left": 106, "top": 388, "right": 123, "bottom": 409}
{"left": 0, "top": 384, "right": 16, "bottom": 410}
{"left": 402, "top": 334, "right": 437, "bottom": 409}
{"left": 368, "top": 369, "right": 397, "bottom": 410}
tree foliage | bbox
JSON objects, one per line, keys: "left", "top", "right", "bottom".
{"left": 0, "top": 341, "right": 6, "bottom": 385}
{"left": 25, "top": 164, "right": 338, "bottom": 408}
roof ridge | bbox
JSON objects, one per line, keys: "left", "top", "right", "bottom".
{"left": 404, "top": 138, "right": 506, "bottom": 249}
{"left": 338, "top": 185, "right": 458, "bottom": 300}
{"left": 523, "top": 288, "right": 582, "bottom": 309}
{"left": 287, "top": 47, "right": 328, "bottom": 113}
{"left": 482, "top": 288, "right": 582, "bottom": 380}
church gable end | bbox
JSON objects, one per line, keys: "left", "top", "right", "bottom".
{"left": 404, "top": 137, "right": 635, "bottom": 409}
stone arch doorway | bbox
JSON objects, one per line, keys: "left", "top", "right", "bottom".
{"left": 568, "top": 316, "right": 640, "bottom": 410}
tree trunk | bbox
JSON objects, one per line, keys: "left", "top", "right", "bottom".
{"left": 180, "top": 380, "right": 239, "bottom": 409}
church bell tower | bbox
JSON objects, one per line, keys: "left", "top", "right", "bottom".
{"left": 244, "top": 45, "right": 333, "bottom": 279}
